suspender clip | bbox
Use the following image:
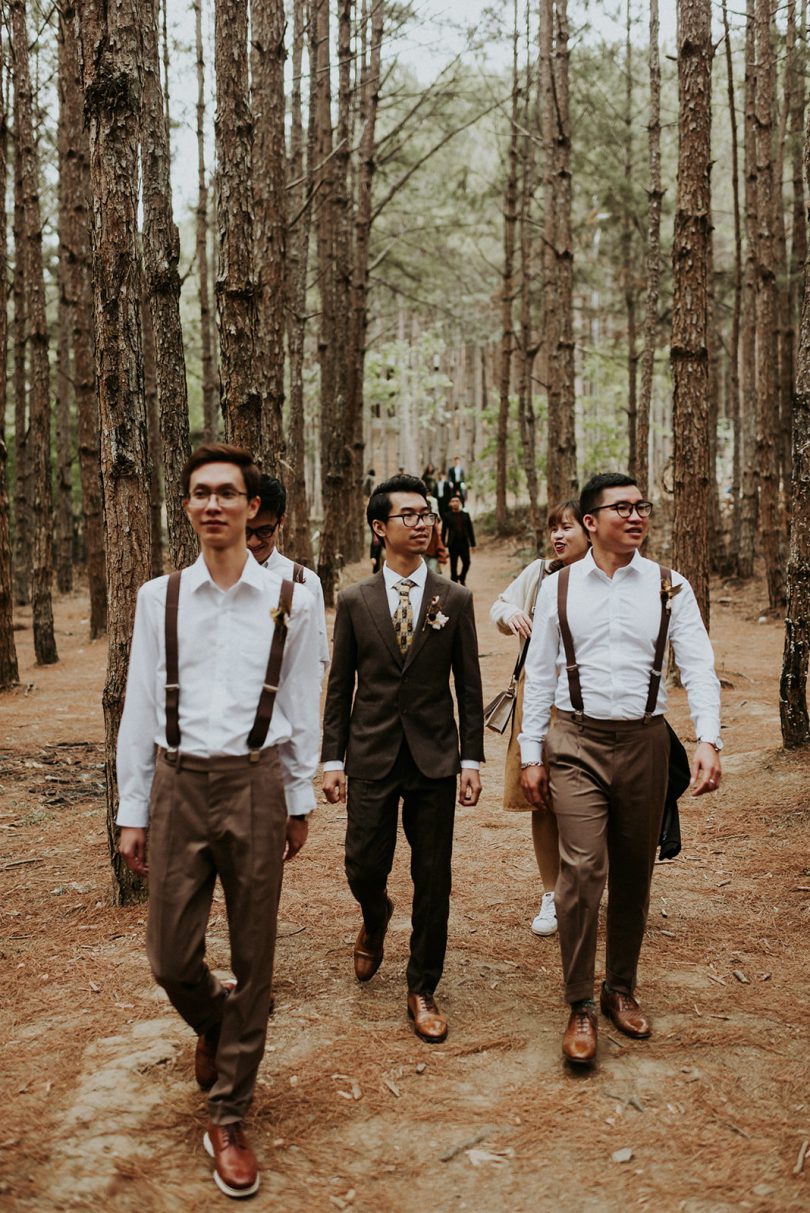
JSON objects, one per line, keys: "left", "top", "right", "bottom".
{"left": 263, "top": 683, "right": 279, "bottom": 693}
{"left": 165, "top": 683, "right": 179, "bottom": 690}
{"left": 573, "top": 709, "right": 584, "bottom": 726}
{"left": 249, "top": 749, "right": 261, "bottom": 763}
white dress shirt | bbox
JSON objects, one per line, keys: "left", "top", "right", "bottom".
{"left": 116, "top": 553, "right": 321, "bottom": 826}
{"left": 262, "top": 548, "right": 330, "bottom": 672}
{"left": 322, "top": 559, "right": 480, "bottom": 772}
{"left": 490, "top": 558, "right": 546, "bottom": 634}
{"left": 518, "top": 549, "right": 721, "bottom": 763}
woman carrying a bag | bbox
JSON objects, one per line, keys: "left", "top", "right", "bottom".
{"left": 489, "top": 501, "right": 589, "bottom": 936}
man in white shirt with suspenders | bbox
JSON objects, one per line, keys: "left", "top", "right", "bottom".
{"left": 520, "top": 472, "right": 722, "bottom": 1066}
{"left": 117, "top": 444, "right": 320, "bottom": 1197}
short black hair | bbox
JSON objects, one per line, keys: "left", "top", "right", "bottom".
{"left": 257, "top": 474, "right": 286, "bottom": 518}
{"left": 182, "top": 443, "right": 260, "bottom": 499}
{"left": 367, "top": 474, "right": 428, "bottom": 527}
{"left": 580, "top": 472, "right": 638, "bottom": 517}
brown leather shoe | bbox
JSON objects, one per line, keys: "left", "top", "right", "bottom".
{"left": 600, "top": 983, "right": 651, "bottom": 1039}
{"left": 562, "top": 1003, "right": 598, "bottom": 1064}
{"left": 204, "top": 1121, "right": 259, "bottom": 1199}
{"left": 195, "top": 980, "right": 237, "bottom": 1090}
{"left": 353, "top": 897, "right": 394, "bottom": 982}
{"left": 407, "top": 992, "right": 448, "bottom": 1043}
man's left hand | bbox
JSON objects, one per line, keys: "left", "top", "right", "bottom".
{"left": 284, "top": 815, "right": 309, "bottom": 860}
{"left": 459, "top": 770, "right": 481, "bottom": 807}
{"left": 690, "top": 743, "right": 722, "bottom": 796}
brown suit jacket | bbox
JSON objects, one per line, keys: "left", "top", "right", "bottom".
{"left": 321, "top": 569, "right": 485, "bottom": 779}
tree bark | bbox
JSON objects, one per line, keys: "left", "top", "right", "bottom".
{"left": 252, "top": 0, "right": 287, "bottom": 471}
{"left": 76, "top": 0, "right": 152, "bottom": 904}
{"left": 637, "top": 0, "right": 662, "bottom": 500}
{"left": 12, "top": 74, "right": 28, "bottom": 608}
{"left": 517, "top": 5, "right": 540, "bottom": 540}
{"left": 141, "top": 0, "right": 195, "bottom": 567}
{"left": 497, "top": 0, "right": 520, "bottom": 534}
{"left": 56, "top": 50, "right": 74, "bottom": 595}
{"left": 0, "top": 31, "right": 19, "bottom": 691}
{"left": 670, "top": 0, "right": 712, "bottom": 628}
{"left": 774, "top": 1, "right": 797, "bottom": 501}
{"left": 194, "top": 0, "right": 217, "bottom": 443}
{"left": 722, "top": 0, "right": 743, "bottom": 574}
{"left": 61, "top": 0, "right": 105, "bottom": 638}
{"left": 215, "top": 0, "right": 262, "bottom": 455}
{"left": 11, "top": 0, "right": 58, "bottom": 666}
{"left": 753, "top": 0, "right": 786, "bottom": 609}
{"left": 739, "top": 0, "right": 759, "bottom": 579}
{"left": 141, "top": 270, "right": 164, "bottom": 578}
{"left": 623, "top": 1, "right": 639, "bottom": 480}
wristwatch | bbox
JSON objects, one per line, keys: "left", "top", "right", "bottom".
{"left": 699, "top": 737, "right": 724, "bottom": 752}
{"left": 520, "top": 760, "right": 543, "bottom": 769}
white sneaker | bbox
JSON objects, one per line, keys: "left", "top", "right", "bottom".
{"left": 531, "top": 891, "right": 557, "bottom": 936}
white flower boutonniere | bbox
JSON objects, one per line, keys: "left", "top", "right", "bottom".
{"left": 660, "top": 578, "right": 683, "bottom": 612}
{"left": 271, "top": 603, "right": 289, "bottom": 630}
{"left": 424, "top": 595, "right": 449, "bottom": 631}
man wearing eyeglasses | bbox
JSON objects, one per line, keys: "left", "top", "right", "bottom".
{"left": 519, "top": 472, "right": 722, "bottom": 1066}
{"left": 321, "top": 474, "right": 484, "bottom": 1045}
{"left": 116, "top": 444, "right": 321, "bottom": 1197}
{"left": 246, "top": 473, "right": 330, "bottom": 676}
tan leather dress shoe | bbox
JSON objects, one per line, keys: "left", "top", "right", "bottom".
{"left": 407, "top": 992, "right": 448, "bottom": 1043}
{"left": 600, "top": 984, "right": 651, "bottom": 1038}
{"left": 353, "top": 897, "right": 394, "bottom": 982}
{"left": 562, "top": 1003, "right": 598, "bottom": 1064}
{"left": 204, "top": 1121, "right": 259, "bottom": 1199}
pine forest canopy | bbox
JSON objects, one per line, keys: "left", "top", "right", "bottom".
{"left": 0, "top": 0, "right": 809, "bottom": 903}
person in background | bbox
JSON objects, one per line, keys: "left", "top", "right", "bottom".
{"left": 490, "top": 501, "right": 589, "bottom": 937}
{"left": 448, "top": 456, "right": 466, "bottom": 503}
{"left": 246, "top": 474, "right": 330, "bottom": 678}
{"left": 424, "top": 491, "right": 448, "bottom": 574}
{"left": 422, "top": 463, "right": 438, "bottom": 498}
{"left": 434, "top": 469, "right": 452, "bottom": 520}
{"left": 442, "top": 494, "right": 476, "bottom": 585}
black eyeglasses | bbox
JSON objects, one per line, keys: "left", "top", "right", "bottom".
{"left": 246, "top": 522, "right": 279, "bottom": 541}
{"left": 387, "top": 511, "right": 437, "bottom": 527}
{"left": 589, "top": 500, "right": 653, "bottom": 519}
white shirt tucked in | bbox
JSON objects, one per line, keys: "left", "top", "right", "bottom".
{"left": 519, "top": 549, "right": 721, "bottom": 763}
{"left": 262, "top": 548, "right": 330, "bottom": 672}
{"left": 116, "top": 552, "right": 321, "bottom": 826}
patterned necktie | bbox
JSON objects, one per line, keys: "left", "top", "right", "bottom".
{"left": 392, "top": 578, "right": 416, "bottom": 654}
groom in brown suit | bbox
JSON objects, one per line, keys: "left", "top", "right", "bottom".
{"left": 322, "top": 474, "right": 484, "bottom": 1043}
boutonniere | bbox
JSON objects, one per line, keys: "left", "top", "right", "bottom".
{"left": 660, "top": 578, "right": 683, "bottom": 611}
{"left": 423, "top": 595, "right": 449, "bottom": 631}
{"left": 271, "top": 602, "right": 289, "bottom": 630}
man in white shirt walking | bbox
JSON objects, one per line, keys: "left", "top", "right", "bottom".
{"left": 520, "top": 472, "right": 722, "bottom": 1066}
{"left": 117, "top": 444, "right": 321, "bottom": 1197}
{"left": 246, "top": 473, "right": 330, "bottom": 676}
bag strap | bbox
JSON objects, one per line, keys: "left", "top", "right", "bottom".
{"left": 164, "top": 570, "right": 182, "bottom": 749}
{"left": 246, "top": 578, "right": 295, "bottom": 753}
{"left": 292, "top": 561, "right": 306, "bottom": 584}
{"left": 556, "top": 564, "right": 584, "bottom": 720}
{"left": 512, "top": 560, "right": 547, "bottom": 683}
{"left": 645, "top": 566, "right": 673, "bottom": 720}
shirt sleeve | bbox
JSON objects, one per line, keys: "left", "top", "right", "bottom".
{"left": 490, "top": 561, "right": 543, "bottom": 634}
{"left": 668, "top": 575, "right": 722, "bottom": 742}
{"left": 305, "top": 572, "right": 331, "bottom": 673}
{"left": 116, "top": 583, "right": 160, "bottom": 828}
{"left": 274, "top": 589, "right": 322, "bottom": 815}
{"left": 517, "top": 575, "right": 560, "bottom": 763}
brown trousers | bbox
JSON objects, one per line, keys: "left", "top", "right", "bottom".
{"left": 145, "top": 747, "right": 287, "bottom": 1124}
{"left": 546, "top": 712, "right": 670, "bottom": 1004}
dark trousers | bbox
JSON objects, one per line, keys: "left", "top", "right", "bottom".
{"left": 345, "top": 740, "right": 456, "bottom": 994}
{"left": 145, "top": 747, "right": 287, "bottom": 1123}
{"left": 449, "top": 545, "right": 471, "bottom": 585}
{"left": 545, "top": 712, "right": 669, "bottom": 1004}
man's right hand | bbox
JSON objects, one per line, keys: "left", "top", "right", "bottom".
{"left": 322, "top": 770, "right": 347, "bottom": 804}
{"left": 119, "top": 826, "right": 148, "bottom": 877}
{"left": 520, "top": 764, "right": 551, "bottom": 810}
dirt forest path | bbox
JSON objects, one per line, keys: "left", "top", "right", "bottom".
{"left": 1, "top": 539, "right": 809, "bottom": 1213}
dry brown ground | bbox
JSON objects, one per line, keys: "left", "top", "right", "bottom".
{"left": 0, "top": 539, "right": 808, "bottom": 1213}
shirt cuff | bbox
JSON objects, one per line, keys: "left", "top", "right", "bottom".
{"left": 322, "top": 760, "right": 344, "bottom": 772}
{"left": 518, "top": 739, "right": 543, "bottom": 765}
{"left": 116, "top": 799, "right": 149, "bottom": 829}
{"left": 694, "top": 717, "right": 721, "bottom": 744}
{"left": 284, "top": 781, "right": 317, "bottom": 816}
{"left": 460, "top": 760, "right": 480, "bottom": 770}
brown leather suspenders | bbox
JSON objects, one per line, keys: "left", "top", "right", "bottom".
{"left": 163, "top": 572, "right": 295, "bottom": 756}
{"left": 292, "top": 562, "right": 305, "bottom": 584}
{"left": 557, "top": 564, "right": 673, "bottom": 723}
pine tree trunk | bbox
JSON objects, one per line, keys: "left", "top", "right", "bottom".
{"left": 753, "top": 0, "right": 786, "bottom": 609}
{"left": 497, "top": 1, "right": 519, "bottom": 534}
{"left": 722, "top": 0, "right": 743, "bottom": 575}
{"left": 252, "top": 0, "right": 287, "bottom": 472}
{"left": 0, "top": 34, "right": 19, "bottom": 691}
{"left": 215, "top": 0, "right": 262, "bottom": 456}
{"left": 11, "top": 0, "right": 58, "bottom": 666}
{"left": 76, "top": 0, "right": 152, "bottom": 904}
{"left": 738, "top": 0, "right": 759, "bottom": 580}
{"left": 284, "top": 0, "right": 314, "bottom": 566}
{"left": 141, "top": 0, "right": 195, "bottom": 567}
{"left": 670, "top": 0, "right": 712, "bottom": 627}
{"left": 194, "top": 0, "right": 217, "bottom": 443}
{"left": 518, "top": 9, "right": 541, "bottom": 540}
{"left": 623, "top": 2, "right": 639, "bottom": 479}
{"left": 638, "top": 0, "right": 662, "bottom": 500}
{"left": 12, "top": 94, "right": 29, "bottom": 608}
{"left": 56, "top": 49, "right": 74, "bottom": 595}
{"left": 774, "top": 2, "right": 797, "bottom": 502}
{"left": 141, "top": 277, "right": 164, "bottom": 578}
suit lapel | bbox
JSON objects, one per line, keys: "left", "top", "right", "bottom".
{"left": 404, "top": 569, "right": 446, "bottom": 670}
{"left": 360, "top": 573, "right": 404, "bottom": 665}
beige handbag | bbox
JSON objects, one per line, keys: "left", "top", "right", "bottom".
{"left": 485, "top": 562, "right": 545, "bottom": 734}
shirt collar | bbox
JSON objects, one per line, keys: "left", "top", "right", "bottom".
{"left": 185, "top": 550, "right": 265, "bottom": 593}
{"left": 383, "top": 559, "right": 427, "bottom": 591}
{"left": 263, "top": 548, "right": 283, "bottom": 571}
{"left": 582, "top": 547, "right": 645, "bottom": 578}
